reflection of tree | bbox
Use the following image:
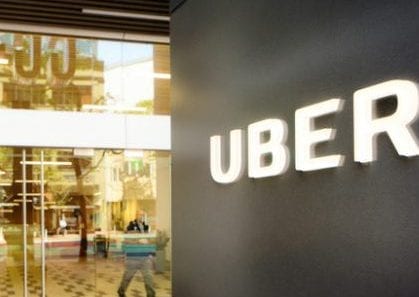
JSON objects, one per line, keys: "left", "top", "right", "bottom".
{"left": 123, "top": 176, "right": 154, "bottom": 200}
{"left": 72, "top": 151, "right": 105, "bottom": 258}
{"left": 0, "top": 148, "right": 12, "bottom": 172}
{"left": 121, "top": 151, "right": 155, "bottom": 201}
{"left": 0, "top": 148, "right": 12, "bottom": 204}
{"left": 42, "top": 153, "right": 70, "bottom": 205}
{"left": 72, "top": 158, "right": 88, "bottom": 258}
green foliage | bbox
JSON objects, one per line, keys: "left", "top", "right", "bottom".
{"left": 137, "top": 100, "right": 153, "bottom": 115}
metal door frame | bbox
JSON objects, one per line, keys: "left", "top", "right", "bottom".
{"left": 21, "top": 149, "right": 46, "bottom": 297}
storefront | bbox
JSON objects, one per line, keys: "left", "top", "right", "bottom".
{"left": 0, "top": 30, "right": 172, "bottom": 297}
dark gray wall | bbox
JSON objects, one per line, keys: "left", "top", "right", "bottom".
{"left": 171, "top": 1, "right": 419, "bottom": 296}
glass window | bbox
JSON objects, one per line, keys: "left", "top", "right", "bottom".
{"left": 0, "top": 30, "right": 171, "bottom": 297}
{"left": 0, "top": 31, "right": 171, "bottom": 115}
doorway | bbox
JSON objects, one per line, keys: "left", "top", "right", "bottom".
{"left": 0, "top": 147, "right": 172, "bottom": 297}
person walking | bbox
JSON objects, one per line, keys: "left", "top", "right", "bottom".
{"left": 118, "top": 211, "right": 155, "bottom": 297}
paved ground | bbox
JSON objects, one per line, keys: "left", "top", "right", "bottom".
{"left": 0, "top": 256, "right": 171, "bottom": 297}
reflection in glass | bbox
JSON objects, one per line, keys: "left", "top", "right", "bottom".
{"left": 0, "top": 29, "right": 171, "bottom": 297}
{"left": 0, "top": 32, "right": 170, "bottom": 115}
{"left": 0, "top": 148, "right": 171, "bottom": 296}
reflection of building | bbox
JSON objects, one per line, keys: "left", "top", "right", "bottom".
{"left": 0, "top": 33, "right": 104, "bottom": 111}
{"left": 0, "top": 17, "right": 171, "bottom": 296}
{"left": 94, "top": 152, "right": 124, "bottom": 232}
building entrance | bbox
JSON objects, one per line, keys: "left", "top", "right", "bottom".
{"left": 0, "top": 147, "right": 172, "bottom": 297}
{"left": 0, "top": 29, "right": 172, "bottom": 297}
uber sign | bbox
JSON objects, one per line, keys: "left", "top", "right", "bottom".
{"left": 210, "top": 80, "right": 419, "bottom": 184}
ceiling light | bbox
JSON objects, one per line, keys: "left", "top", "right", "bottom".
{"left": 0, "top": 203, "right": 18, "bottom": 207}
{"left": 82, "top": 8, "right": 170, "bottom": 22}
{"left": 49, "top": 205, "right": 96, "bottom": 209}
{"left": 14, "top": 180, "right": 44, "bottom": 183}
{"left": 20, "top": 161, "right": 72, "bottom": 166}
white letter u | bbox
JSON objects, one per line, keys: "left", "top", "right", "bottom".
{"left": 210, "top": 129, "right": 244, "bottom": 184}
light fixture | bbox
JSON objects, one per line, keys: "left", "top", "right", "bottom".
{"left": 0, "top": 58, "right": 8, "bottom": 65}
{"left": 82, "top": 8, "right": 170, "bottom": 22}
{"left": 0, "top": 203, "right": 18, "bottom": 207}
{"left": 20, "top": 161, "right": 72, "bottom": 166}
{"left": 13, "top": 199, "right": 33, "bottom": 203}
{"left": 14, "top": 180, "right": 44, "bottom": 183}
{"left": 50, "top": 205, "right": 79, "bottom": 209}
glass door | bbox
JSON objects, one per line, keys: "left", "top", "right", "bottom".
{"left": 24, "top": 149, "right": 45, "bottom": 297}
{"left": 0, "top": 148, "right": 44, "bottom": 297}
{"left": 0, "top": 147, "right": 172, "bottom": 297}
{"left": 42, "top": 148, "right": 97, "bottom": 297}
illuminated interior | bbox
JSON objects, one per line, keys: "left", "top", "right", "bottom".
{"left": 0, "top": 31, "right": 171, "bottom": 297}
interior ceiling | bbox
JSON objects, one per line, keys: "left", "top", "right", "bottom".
{"left": 0, "top": 0, "right": 170, "bottom": 38}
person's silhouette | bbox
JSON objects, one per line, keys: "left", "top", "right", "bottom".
{"left": 118, "top": 211, "right": 155, "bottom": 297}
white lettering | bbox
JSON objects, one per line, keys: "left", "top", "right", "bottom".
{"left": 248, "top": 119, "right": 289, "bottom": 178}
{"left": 354, "top": 80, "right": 419, "bottom": 163}
{"left": 210, "top": 129, "right": 244, "bottom": 184}
{"left": 295, "top": 99, "right": 345, "bottom": 171}
{"left": 209, "top": 79, "right": 419, "bottom": 184}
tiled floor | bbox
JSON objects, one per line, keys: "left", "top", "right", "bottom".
{"left": 0, "top": 256, "right": 171, "bottom": 297}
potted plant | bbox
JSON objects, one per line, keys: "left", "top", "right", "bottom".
{"left": 155, "top": 230, "right": 170, "bottom": 273}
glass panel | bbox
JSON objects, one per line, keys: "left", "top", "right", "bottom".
{"left": 87, "top": 149, "right": 172, "bottom": 297}
{"left": 0, "top": 32, "right": 170, "bottom": 116}
{"left": 0, "top": 149, "right": 45, "bottom": 297}
{"left": 26, "top": 150, "right": 44, "bottom": 297}
{"left": 0, "top": 148, "right": 171, "bottom": 296}
{"left": 0, "top": 148, "right": 25, "bottom": 296}
{"left": 0, "top": 148, "right": 172, "bottom": 297}
{"left": 0, "top": 28, "right": 171, "bottom": 297}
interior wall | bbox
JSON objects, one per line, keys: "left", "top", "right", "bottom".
{"left": 171, "top": 1, "right": 419, "bottom": 296}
